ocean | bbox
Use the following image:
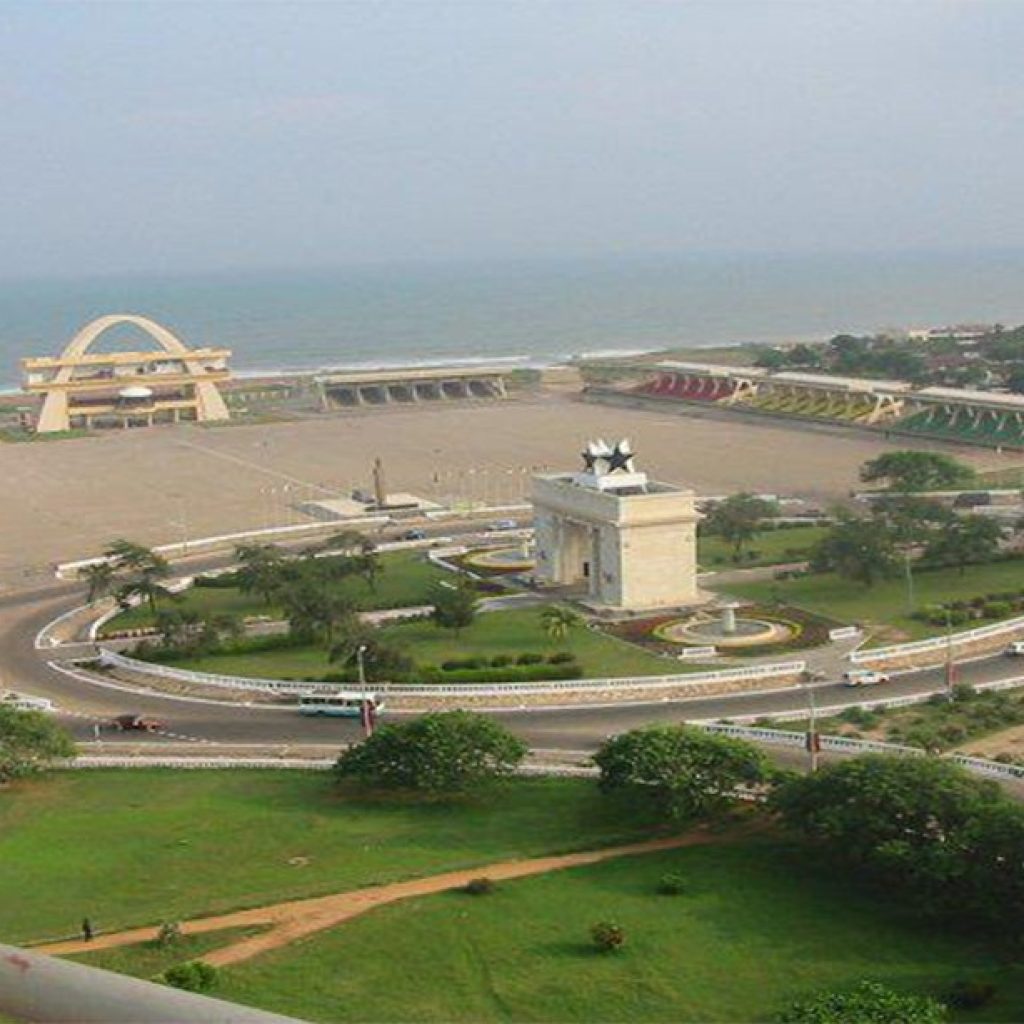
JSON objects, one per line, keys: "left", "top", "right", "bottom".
{"left": 3, "top": 250, "right": 1024, "bottom": 391}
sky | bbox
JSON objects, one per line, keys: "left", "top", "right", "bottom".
{"left": 1, "top": 1, "right": 1023, "bottom": 277}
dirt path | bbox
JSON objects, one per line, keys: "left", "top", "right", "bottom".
{"left": 36, "top": 828, "right": 729, "bottom": 967}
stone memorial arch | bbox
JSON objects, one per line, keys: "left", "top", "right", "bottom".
{"left": 23, "top": 314, "right": 232, "bottom": 433}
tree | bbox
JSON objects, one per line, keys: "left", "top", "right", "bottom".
{"left": 78, "top": 561, "right": 116, "bottom": 603}
{"left": 1005, "top": 364, "right": 1024, "bottom": 395}
{"left": 540, "top": 606, "right": 581, "bottom": 644}
{"left": 923, "top": 515, "right": 1002, "bottom": 574}
{"left": 860, "top": 451, "right": 975, "bottom": 492}
{"left": 770, "top": 755, "right": 1024, "bottom": 929}
{"left": 704, "top": 493, "right": 778, "bottom": 560}
{"left": 870, "top": 496, "right": 952, "bottom": 547}
{"left": 104, "top": 539, "right": 169, "bottom": 576}
{"left": 590, "top": 921, "right": 626, "bottom": 953}
{"left": 430, "top": 580, "right": 477, "bottom": 637}
{"left": 279, "top": 581, "right": 356, "bottom": 646}
{"left": 233, "top": 543, "right": 286, "bottom": 606}
{"left": 0, "top": 705, "right": 75, "bottom": 784}
{"left": 115, "top": 574, "right": 174, "bottom": 618}
{"left": 593, "top": 724, "right": 769, "bottom": 821}
{"left": 335, "top": 711, "right": 527, "bottom": 793}
{"left": 775, "top": 980, "right": 946, "bottom": 1023}
{"left": 104, "top": 539, "right": 172, "bottom": 616}
{"left": 329, "top": 630, "right": 413, "bottom": 683}
{"left": 811, "top": 514, "right": 898, "bottom": 587}
{"left": 354, "top": 550, "right": 383, "bottom": 592}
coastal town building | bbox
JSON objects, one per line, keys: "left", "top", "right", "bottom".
{"left": 22, "top": 315, "right": 231, "bottom": 433}
{"left": 532, "top": 440, "right": 700, "bottom": 611}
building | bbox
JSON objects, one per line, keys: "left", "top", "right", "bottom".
{"left": 531, "top": 440, "right": 700, "bottom": 611}
{"left": 22, "top": 314, "right": 231, "bottom": 433}
{"left": 315, "top": 365, "right": 509, "bottom": 409}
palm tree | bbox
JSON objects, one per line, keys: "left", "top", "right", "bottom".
{"left": 79, "top": 561, "right": 116, "bottom": 604}
{"left": 104, "top": 539, "right": 169, "bottom": 576}
{"left": 541, "top": 606, "right": 581, "bottom": 644}
{"left": 115, "top": 574, "right": 173, "bottom": 617}
{"left": 234, "top": 543, "right": 285, "bottom": 606}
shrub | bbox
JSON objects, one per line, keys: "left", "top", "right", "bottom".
{"left": 156, "top": 921, "right": 182, "bottom": 947}
{"left": 984, "top": 601, "right": 1012, "bottom": 619}
{"left": 489, "top": 655, "right": 513, "bottom": 668}
{"left": 547, "top": 651, "right": 575, "bottom": 664}
{"left": 162, "top": 961, "right": 217, "bottom": 992}
{"left": 463, "top": 877, "right": 496, "bottom": 896}
{"left": 656, "top": 873, "right": 686, "bottom": 896}
{"left": 516, "top": 653, "right": 543, "bottom": 665}
{"left": 946, "top": 979, "right": 996, "bottom": 1011}
{"left": 591, "top": 921, "right": 625, "bottom": 953}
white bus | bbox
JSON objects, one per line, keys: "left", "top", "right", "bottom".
{"left": 297, "top": 692, "right": 383, "bottom": 718}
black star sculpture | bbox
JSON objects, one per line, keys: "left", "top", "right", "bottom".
{"left": 581, "top": 448, "right": 599, "bottom": 472}
{"left": 606, "top": 443, "right": 635, "bottom": 473}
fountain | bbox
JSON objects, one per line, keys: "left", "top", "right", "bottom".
{"left": 654, "top": 603, "right": 793, "bottom": 649}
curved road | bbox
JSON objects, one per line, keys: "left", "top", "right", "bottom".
{"left": 1, "top": 533, "right": 1020, "bottom": 754}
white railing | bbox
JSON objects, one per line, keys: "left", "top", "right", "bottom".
{"left": 677, "top": 645, "right": 718, "bottom": 660}
{"left": 98, "top": 647, "right": 805, "bottom": 699}
{"left": 696, "top": 721, "right": 924, "bottom": 757}
{"left": 947, "top": 754, "right": 1024, "bottom": 780}
{"left": 851, "top": 614, "right": 1024, "bottom": 664}
{"left": 828, "top": 626, "right": 862, "bottom": 641}
{"left": 64, "top": 755, "right": 594, "bottom": 778}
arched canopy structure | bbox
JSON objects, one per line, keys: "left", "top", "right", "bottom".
{"left": 22, "top": 314, "right": 232, "bottom": 433}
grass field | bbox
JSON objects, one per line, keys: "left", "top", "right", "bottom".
{"left": 206, "top": 840, "right": 1021, "bottom": 1022}
{"left": 697, "top": 525, "right": 827, "bottom": 569}
{"left": 169, "top": 606, "right": 677, "bottom": 679}
{"left": 716, "top": 559, "right": 1024, "bottom": 642}
{"left": 102, "top": 550, "right": 446, "bottom": 633}
{"left": 0, "top": 772, "right": 655, "bottom": 945}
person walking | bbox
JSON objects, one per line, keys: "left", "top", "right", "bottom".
{"left": 81, "top": 917, "right": 93, "bottom": 942}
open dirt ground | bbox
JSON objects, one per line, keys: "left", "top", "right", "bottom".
{"left": 1, "top": 395, "right": 1010, "bottom": 587}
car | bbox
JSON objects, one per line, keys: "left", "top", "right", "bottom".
{"left": 111, "top": 713, "right": 164, "bottom": 732}
{"left": 1005, "top": 641, "right": 1024, "bottom": 657}
{"left": 842, "top": 670, "right": 890, "bottom": 687}
{"left": 1, "top": 691, "right": 55, "bottom": 713}
{"left": 401, "top": 528, "right": 427, "bottom": 541}
{"left": 489, "top": 519, "right": 519, "bottom": 531}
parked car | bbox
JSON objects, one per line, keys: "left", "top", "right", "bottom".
{"left": 842, "top": 670, "right": 890, "bottom": 687}
{"left": 1005, "top": 641, "right": 1024, "bottom": 657}
{"left": 111, "top": 713, "right": 164, "bottom": 732}
{"left": 401, "top": 528, "right": 427, "bottom": 541}
{"left": 1, "top": 691, "right": 55, "bottom": 713}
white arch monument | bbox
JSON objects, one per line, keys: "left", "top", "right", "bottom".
{"left": 22, "top": 315, "right": 232, "bottom": 433}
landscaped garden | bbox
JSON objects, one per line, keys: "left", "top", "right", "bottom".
{"left": 161, "top": 605, "right": 677, "bottom": 680}
{"left": 0, "top": 771, "right": 650, "bottom": 944}
{"left": 717, "top": 558, "right": 1024, "bottom": 643}
{"left": 697, "top": 523, "right": 828, "bottom": 569}
{"left": 2, "top": 758, "right": 1020, "bottom": 1022}
{"left": 208, "top": 839, "right": 1024, "bottom": 1023}
{"left": 101, "top": 549, "right": 447, "bottom": 634}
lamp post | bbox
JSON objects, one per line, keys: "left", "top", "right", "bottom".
{"left": 804, "top": 681, "right": 820, "bottom": 773}
{"left": 945, "top": 608, "right": 956, "bottom": 702}
{"left": 903, "top": 548, "right": 915, "bottom": 615}
{"left": 356, "top": 644, "right": 372, "bottom": 738}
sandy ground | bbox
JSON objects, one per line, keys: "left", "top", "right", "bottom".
{"left": 36, "top": 829, "right": 726, "bottom": 966}
{"left": 0, "top": 395, "right": 1011, "bottom": 588}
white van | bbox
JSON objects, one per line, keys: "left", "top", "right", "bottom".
{"left": 1005, "top": 641, "right": 1024, "bottom": 657}
{"left": 1, "top": 691, "right": 55, "bottom": 713}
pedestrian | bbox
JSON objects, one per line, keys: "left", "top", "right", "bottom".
{"left": 82, "top": 917, "right": 93, "bottom": 942}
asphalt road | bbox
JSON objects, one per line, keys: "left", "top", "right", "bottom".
{"left": 2, "top": 524, "right": 1021, "bottom": 755}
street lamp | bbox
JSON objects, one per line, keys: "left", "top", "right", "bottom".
{"left": 356, "top": 644, "right": 373, "bottom": 739}
{"left": 903, "top": 548, "right": 915, "bottom": 615}
{"left": 945, "top": 608, "right": 956, "bottom": 702}
{"left": 803, "top": 681, "right": 820, "bottom": 773}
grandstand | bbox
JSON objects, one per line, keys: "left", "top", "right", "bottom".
{"left": 591, "top": 361, "right": 1024, "bottom": 451}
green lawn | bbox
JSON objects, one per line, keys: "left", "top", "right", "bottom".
{"left": 169, "top": 606, "right": 677, "bottom": 679}
{"left": 103, "top": 551, "right": 447, "bottom": 634}
{"left": 208, "top": 839, "right": 1024, "bottom": 1023}
{"left": 716, "top": 559, "right": 1024, "bottom": 642}
{"left": 698, "top": 526, "right": 828, "bottom": 570}
{"left": 71, "top": 926, "right": 266, "bottom": 978}
{"left": 0, "top": 772, "right": 653, "bottom": 945}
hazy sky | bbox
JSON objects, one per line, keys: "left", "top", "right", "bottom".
{"left": 2, "top": 1, "right": 1023, "bottom": 277}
